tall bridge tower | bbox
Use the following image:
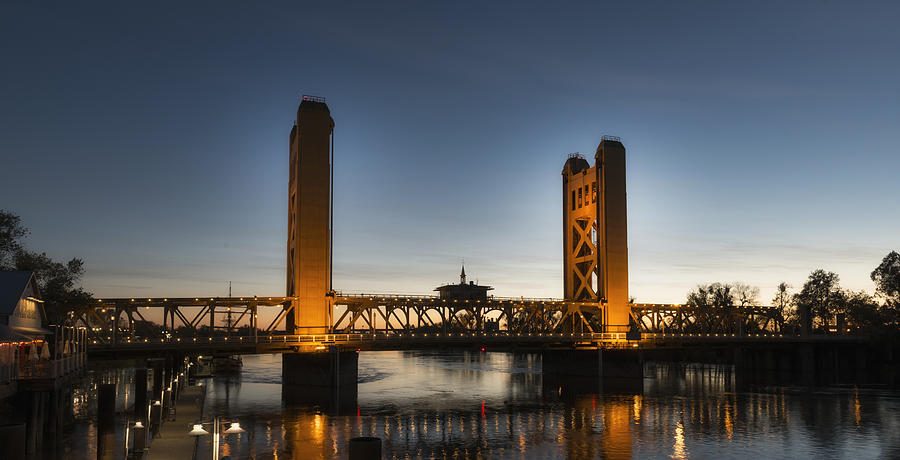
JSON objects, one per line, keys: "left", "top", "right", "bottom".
{"left": 562, "top": 137, "right": 629, "bottom": 331}
{"left": 287, "top": 96, "right": 334, "bottom": 334}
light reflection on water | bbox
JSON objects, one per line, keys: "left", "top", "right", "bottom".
{"left": 198, "top": 352, "right": 900, "bottom": 460}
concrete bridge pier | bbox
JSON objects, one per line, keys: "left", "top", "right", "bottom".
{"left": 151, "top": 359, "right": 163, "bottom": 404}
{"left": 541, "top": 348, "right": 643, "bottom": 394}
{"left": 800, "top": 343, "right": 816, "bottom": 386}
{"left": 134, "top": 367, "right": 148, "bottom": 427}
{"left": 731, "top": 343, "right": 874, "bottom": 388}
{"left": 282, "top": 348, "right": 358, "bottom": 414}
{"left": 97, "top": 383, "right": 116, "bottom": 460}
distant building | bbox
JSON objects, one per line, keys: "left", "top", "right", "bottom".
{"left": 0, "top": 271, "right": 50, "bottom": 342}
{"left": 434, "top": 265, "right": 493, "bottom": 301}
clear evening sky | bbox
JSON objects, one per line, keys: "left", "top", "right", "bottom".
{"left": 1, "top": 1, "right": 898, "bottom": 304}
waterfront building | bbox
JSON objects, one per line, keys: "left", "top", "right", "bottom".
{"left": 0, "top": 271, "right": 49, "bottom": 342}
{"left": 0, "top": 271, "right": 86, "bottom": 392}
{"left": 434, "top": 265, "right": 494, "bottom": 301}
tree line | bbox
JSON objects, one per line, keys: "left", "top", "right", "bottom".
{"left": 686, "top": 251, "right": 900, "bottom": 335}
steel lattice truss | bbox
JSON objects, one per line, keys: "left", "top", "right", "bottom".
{"left": 568, "top": 217, "right": 599, "bottom": 300}
{"left": 332, "top": 294, "right": 601, "bottom": 334}
{"left": 630, "top": 303, "right": 783, "bottom": 334}
{"left": 73, "top": 295, "right": 783, "bottom": 346}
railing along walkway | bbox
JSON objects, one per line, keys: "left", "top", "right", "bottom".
{"left": 83, "top": 331, "right": 855, "bottom": 353}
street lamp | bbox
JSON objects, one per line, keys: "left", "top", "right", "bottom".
{"left": 188, "top": 417, "right": 244, "bottom": 460}
{"left": 188, "top": 423, "right": 209, "bottom": 436}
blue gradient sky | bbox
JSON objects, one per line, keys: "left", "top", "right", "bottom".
{"left": 1, "top": 1, "right": 898, "bottom": 303}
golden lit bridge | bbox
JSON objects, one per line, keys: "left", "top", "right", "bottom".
{"left": 78, "top": 293, "right": 792, "bottom": 356}
{"left": 72, "top": 99, "right": 868, "bottom": 390}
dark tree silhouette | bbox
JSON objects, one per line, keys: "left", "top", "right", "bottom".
{"left": 871, "top": 251, "right": 900, "bottom": 330}
{"left": 686, "top": 282, "right": 740, "bottom": 307}
{"left": 794, "top": 269, "right": 844, "bottom": 331}
{"left": 871, "top": 251, "right": 900, "bottom": 306}
{"left": 0, "top": 209, "right": 29, "bottom": 269}
{"left": 773, "top": 282, "right": 796, "bottom": 327}
{"left": 840, "top": 290, "right": 882, "bottom": 332}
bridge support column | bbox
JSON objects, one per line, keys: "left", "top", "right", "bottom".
{"left": 800, "top": 343, "right": 816, "bottom": 386}
{"left": 97, "top": 384, "right": 116, "bottom": 460}
{"left": 542, "top": 348, "right": 643, "bottom": 394}
{"left": 152, "top": 360, "right": 163, "bottom": 404}
{"left": 282, "top": 349, "right": 358, "bottom": 413}
{"left": 134, "top": 368, "right": 148, "bottom": 427}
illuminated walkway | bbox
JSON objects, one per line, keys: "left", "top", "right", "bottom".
{"left": 146, "top": 386, "right": 205, "bottom": 459}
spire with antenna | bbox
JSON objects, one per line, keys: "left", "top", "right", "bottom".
{"left": 460, "top": 262, "right": 466, "bottom": 285}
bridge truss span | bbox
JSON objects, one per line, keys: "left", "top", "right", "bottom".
{"left": 332, "top": 294, "right": 601, "bottom": 335}
{"left": 630, "top": 303, "right": 783, "bottom": 335}
{"left": 74, "top": 295, "right": 784, "bottom": 349}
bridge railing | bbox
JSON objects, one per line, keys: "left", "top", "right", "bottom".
{"left": 85, "top": 329, "right": 828, "bottom": 351}
{"left": 87, "top": 331, "right": 638, "bottom": 349}
{"left": 335, "top": 292, "right": 567, "bottom": 303}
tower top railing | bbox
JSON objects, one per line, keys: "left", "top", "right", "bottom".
{"left": 301, "top": 95, "right": 327, "bottom": 103}
{"left": 567, "top": 152, "right": 584, "bottom": 160}
{"left": 601, "top": 135, "right": 621, "bottom": 142}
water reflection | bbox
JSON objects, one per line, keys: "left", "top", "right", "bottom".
{"left": 197, "top": 352, "right": 900, "bottom": 459}
{"left": 7, "top": 352, "right": 899, "bottom": 459}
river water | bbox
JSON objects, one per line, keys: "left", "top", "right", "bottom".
{"left": 205, "top": 351, "right": 898, "bottom": 459}
{"left": 37, "top": 350, "right": 900, "bottom": 459}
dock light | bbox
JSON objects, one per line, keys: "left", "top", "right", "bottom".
{"left": 189, "top": 424, "right": 209, "bottom": 436}
{"left": 133, "top": 421, "right": 144, "bottom": 428}
{"left": 315, "top": 345, "right": 326, "bottom": 350}
{"left": 224, "top": 422, "right": 245, "bottom": 434}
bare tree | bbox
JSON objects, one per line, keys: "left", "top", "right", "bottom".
{"left": 686, "top": 282, "right": 735, "bottom": 307}
{"left": 773, "top": 282, "right": 796, "bottom": 326}
{"left": 733, "top": 282, "right": 760, "bottom": 306}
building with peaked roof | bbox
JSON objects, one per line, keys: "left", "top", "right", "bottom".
{"left": 0, "top": 271, "right": 50, "bottom": 342}
{"left": 434, "top": 265, "right": 494, "bottom": 301}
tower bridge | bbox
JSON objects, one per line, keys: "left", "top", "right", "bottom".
{"left": 75, "top": 96, "right": 863, "bottom": 394}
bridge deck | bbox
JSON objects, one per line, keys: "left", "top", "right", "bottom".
{"left": 86, "top": 331, "right": 862, "bottom": 358}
